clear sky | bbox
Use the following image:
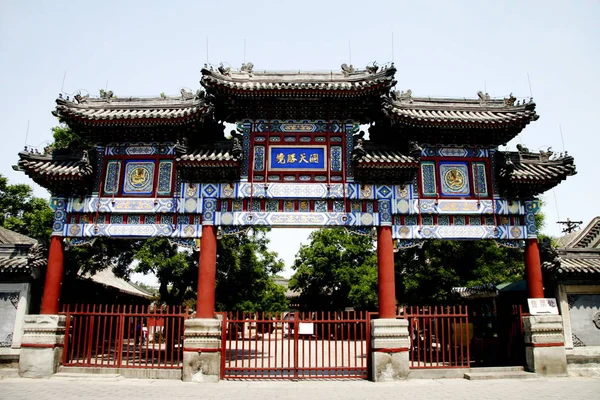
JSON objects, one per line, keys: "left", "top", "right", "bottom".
{"left": 1, "top": 1, "right": 598, "bottom": 279}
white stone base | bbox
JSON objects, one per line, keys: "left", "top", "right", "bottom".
{"left": 18, "top": 314, "right": 66, "bottom": 378}
{"left": 181, "top": 318, "right": 221, "bottom": 383}
{"left": 370, "top": 318, "right": 410, "bottom": 382}
{"left": 523, "top": 315, "right": 568, "bottom": 376}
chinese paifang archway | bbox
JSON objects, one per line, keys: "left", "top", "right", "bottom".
{"left": 16, "top": 63, "right": 576, "bottom": 321}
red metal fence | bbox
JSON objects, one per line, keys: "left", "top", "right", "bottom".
{"left": 399, "top": 306, "right": 471, "bottom": 369}
{"left": 220, "top": 311, "right": 370, "bottom": 379}
{"left": 60, "top": 304, "right": 189, "bottom": 369}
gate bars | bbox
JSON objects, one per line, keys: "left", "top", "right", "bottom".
{"left": 60, "top": 304, "right": 189, "bottom": 369}
{"left": 399, "top": 305, "right": 471, "bottom": 369}
{"left": 220, "top": 311, "right": 370, "bottom": 379}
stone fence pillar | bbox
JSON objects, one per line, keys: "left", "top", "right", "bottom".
{"left": 19, "top": 314, "right": 66, "bottom": 378}
{"left": 182, "top": 318, "right": 222, "bottom": 382}
{"left": 523, "top": 315, "right": 568, "bottom": 376}
{"left": 370, "top": 318, "right": 410, "bottom": 381}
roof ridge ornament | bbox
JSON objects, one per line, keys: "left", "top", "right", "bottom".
{"left": 230, "top": 130, "right": 244, "bottom": 160}
{"left": 74, "top": 92, "right": 89, "bottom": 104}
{"left": 180, "top": 88, "right": 194, "bottom": 100}
{"left": 351, "top": 131, "right": 366, "bottom": 161}
{"left": 365, "top": 62, "right": 379, "bottom": 74}
{"left": 393, "top": 89, "right": 412, "bottom": 103}
{"left": 100, "top": 89, "right": 114, "bottom": 101}
{"left": 218, "top": 63, "right": 231, "bottom": 76}
{"left": 477, "top": 90, "right": 490, "bottom": 104}
{"left": 240, "top": 62, "right": 254, "bottom": 74}
{"left": 503, "top": 93, "right": 516, "bottom": 107}
{"left": 341, "top": 63, "right": 355, "bottom": 77}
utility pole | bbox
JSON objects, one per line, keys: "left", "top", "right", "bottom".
{"left": 557, "top": 218, "right": 583, "bottom": 234}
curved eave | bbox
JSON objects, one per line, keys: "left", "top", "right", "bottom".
{"left": 383, "top": 99, "right": 538, "bottom": 130}
{"left": 201, "top": 69, "right": 397, "bottom": 99}
{"left": 17, "top": 154, "right": 92, "bottom": 181}
{"left": 53, "top": 98, "right": 211, "bottom": 127}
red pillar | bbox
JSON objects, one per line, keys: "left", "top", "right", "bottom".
{"left": 377, "top": 226, "right": 396, "bottom": 318}
{"left": 40, "top": 236, "right": 65, "bottom": 314}
{"left": 525, "top": 238, "right": 544, "bottom": 299}
{"left": 196, "top": 225, "right": 217, "bottom": 318}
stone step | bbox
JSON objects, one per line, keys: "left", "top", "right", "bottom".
{"left": 464, "top": 371, "right": 537, "bottom": 380}
{"left": 468, "top": 366, "right": 525, "bottom": 373}
{"left": 0, "top": 368, "right": 19, "bottom": 379}
{"left": 53, "top": 372, "right": 123, "bottom": 380}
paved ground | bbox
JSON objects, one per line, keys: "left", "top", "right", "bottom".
{"left": 1, "top": 376, "right": 599, "bottom": 400}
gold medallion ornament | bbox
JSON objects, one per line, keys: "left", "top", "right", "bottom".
{"left": 444, "top": 168, "right": 466, "bottom": 191}
{"left": 130, "top": 167, "right": 150, "bottom": 188}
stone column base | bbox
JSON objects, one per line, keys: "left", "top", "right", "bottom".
{"left": 370, "top": 318, "right": 410, "bottom": 382}
{"left": 19, "top": 314, "right": 66, "bottom": 378}
{"left": 182, "top": 318, "right": 222, "bottom": 383}
{"left": 523, "top": 315, "right": 568, "bottom": 376}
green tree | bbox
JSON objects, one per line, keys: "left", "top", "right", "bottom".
{"left": 289, "top": 228, "right": 378, "bottom": 311}
{"left": 0, "top": 174, "right": 54, "bottom": 244}
{"left": 134, "top": 238, "right": 196, "bottom": 306}
{"left": 49, "top": 125, "right": 91, "bottom": 151}
{"left": 395, "top": 240, "right": 524, "bottom": 305}
{"left": 215, "top": 228, "right": 288, "bottom": 312}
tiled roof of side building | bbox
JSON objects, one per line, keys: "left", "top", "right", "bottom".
{"left": 556, "top": 252, "right": 600, "bottom": 276}
{"left": 0, "top": 226, "right": 37, "bottom": 245}
{"left": 53, "top": 93, "right": 211, "bottom": 125}
{"left": 15, "top": 151, "right": 93, "bottom": 179}
{"left": 496, "top": 150, "right": 576, "bottom": 197}
{"left": 383, "top": 92, "right": 538, "bottom": 128}
{"left": 0, "top": 227, "right": 44, "bottom": 275}
{"left": 543, "top": 217, "right": 600, "bottom": 277}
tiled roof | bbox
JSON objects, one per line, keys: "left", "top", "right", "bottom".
{"left": 384, "top": 95, "right": 538, "bottom": 128}
{"left": 80, "top": 269, "right": 152, "bottom": 298}
{"left": 355, "top": 149, "right": 418, "bottom": 167}
{"left": 177, "top": 148, "right": 239, "bottom": 163}
{"left": 201, "top": 65, "right": 396, "bottom": 96}
{"left": 543, "top": 217, "right": 600, "bottom": 277}
{"left": 497, "top": 151, "right": 576, "bottom": 196}
{"left": 555, "top": 217, "right": 600, "bottom": 249}
{"left": 0, "top": 251, "right": 29, "bottom": 273}
{"left": 0, "top": 226, "right": 37, "bottom": 245}
{"left": 16, "top": 151, "right": 93, "bottom": 179}
{"left": 53, "top": 96, "right": 211, "bottom": 125}
{"left": 556, "top": 253, "right": 600, "bottom": 275}
{"left": 0, "top": 228, "right": 43, "bottom": 275}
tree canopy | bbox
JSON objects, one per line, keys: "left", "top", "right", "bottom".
{"left": 394, "top": 240, "right": 524, "bottom": 305}
{"left": 289, "top": 228, "right": 378, "bottom": 311}
{"left": 0, "top": 174, "right": 54, "bottom": 244}
{"left": 215, "top": 228, "right": 288, "bottom": 312}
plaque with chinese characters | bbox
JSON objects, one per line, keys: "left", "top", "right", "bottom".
{"left": 268, "top": 146, "right": 327, "bottom": 171}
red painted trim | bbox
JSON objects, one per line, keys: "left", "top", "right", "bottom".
{"left": 183, "top": 347, "right": 221, "bottom": 353}
{"left": 373, "top": 347, "right": 409, "bottom": 353}
{"left": 197, "top": 225, "right": 217, "bottom": 318}
{"left": 525, "top": 238, "right": 544, "bottom": 299}
{"left": 41, "top": 236, "right": 65, "bottom": 315}
{"left": 21, "top": 343, "right": 64, "bottom": 348}
{"left": 377, "top": 226, "right": 396, "bottom": 319}
{"left": 527, "top": 342, "right": 564, "bottom": 348}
